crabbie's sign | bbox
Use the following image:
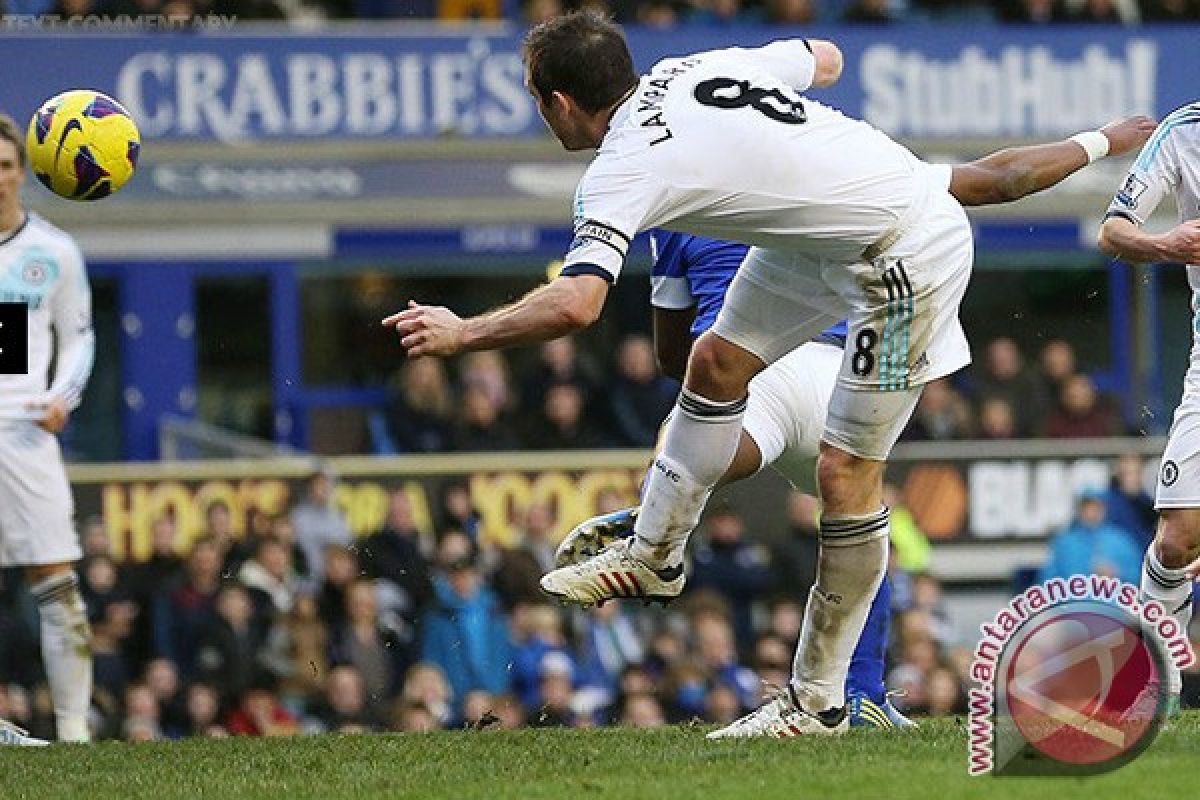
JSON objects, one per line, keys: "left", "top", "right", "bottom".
{"left": 67, "top": 438, "right": 1166, "bottom": 562}
{"left": 0, "top": 27, "right": 1182, "bottom": 142}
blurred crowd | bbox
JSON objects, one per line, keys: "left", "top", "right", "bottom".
{"left": 0, "top": 471, "right": 977, "bottom": 741}
{"left": 1, "top": 452, "right": 1195, "bottom": 740}
{"left": 374, "top": 335, "right": 677, "bottom": 454}
{"left": 3, "top": 0, "right": 1198, "bottom": 25}
{"left": 902, "top": 336, "right": 1130, "bottom": 442}
{"left": 372, "top": 333, "right": 1130, "bottom": 456}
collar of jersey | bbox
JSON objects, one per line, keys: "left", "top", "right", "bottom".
{"left": 0, "top": 212, "right": 30, "bottom": 248}
{"left": 601, "top": 86, "right": 639, "bottom": 144}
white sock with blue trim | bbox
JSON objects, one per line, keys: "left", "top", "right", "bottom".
{"left": 32, "top": 572, "right": 92, "bottom": 743}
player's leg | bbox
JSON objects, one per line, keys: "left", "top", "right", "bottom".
{"left": 740, "top": 342, "right": 911, "bottom": 727}
{"left": 539, "top": 332, "right": 764, "bottom": 606}
{"left": 0, "top": 423, "right": 92, "bottom": 743}
{"left": 1141, "top": 411, "right": 1200, "bottom": 711}
{"left": 626, "top": 250, "right": 841, "bottom": 571}
{"left": 0, "top": 458, "right": 44, "bottom": 748}
{"left": 845, "top": 577, "right": 917, "bottom": 728}
{"left": 541, "top": 250, "right": 837, "bottom": 606}
{"left": 713, "top": 196, "right": 974, "bottom": 737}
{"left": 28, "top": 560, "right": 92, "bottom": 743}
{"left": 626, "top": 329, "right": 764, "bottom": 569}
{"left": 552, "top": 428, "right": 763, "bottom": 568}
{"left": 1141, "top": 511, "right": 1199, "bottom": 712}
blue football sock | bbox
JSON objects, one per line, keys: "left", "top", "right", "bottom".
{"left": 846, "top": 574, "right": 891, "bottom": 704}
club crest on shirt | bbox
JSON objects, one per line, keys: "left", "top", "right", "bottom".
{"left": 1116, "top": 174, "right": 1148, "bottom": 209}
{"left": 8, "top": 248, "right": 59, "bottom": 291}
{"left": 21, "top": 260, "right": 50, "bottom": 286}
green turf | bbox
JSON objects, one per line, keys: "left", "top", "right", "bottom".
{"left": 2, "top": 714, "right": 1196, "bottom": 800}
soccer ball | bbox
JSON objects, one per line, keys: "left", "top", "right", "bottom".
{"left": 25, "top": 90, "right": 140, "bottom": 201}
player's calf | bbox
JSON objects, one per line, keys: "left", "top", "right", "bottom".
{"left": 1140, "top": 509, "right": 1200, "bottom": 709}
{"left": 30, "top": 568, "right": 93, "bottom": 743}
{"left": 791, "top": 506, "right": 890, "bottom": 714}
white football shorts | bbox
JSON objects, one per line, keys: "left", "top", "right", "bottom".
{"left": 0, "top": 421, "right": 81, "bottom": 567}
{"left": 1155, "top": 390, "right": 1200, "bottom": 509}
{"left": 711, "top": 186, "right": 972, "bottom": 461}
{"left": 742, "top": 340, "right": 841, "bottom": 494}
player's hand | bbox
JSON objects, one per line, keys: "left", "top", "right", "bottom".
{"left": 1159, "top": 219, "right": 1200, "bottom": 264}
{"left": 382, "top": 301, "right": 467, "bottom": 357}
{"left": 28, "top": 396, "right": 69, "bottom": 433}
{"left": 1100, "top": 116, "right": 1157, "bottom": 157}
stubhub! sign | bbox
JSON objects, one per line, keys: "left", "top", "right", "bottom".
{"left": 0, "top": 26, "right": 1188, "bottom": 142}
{"left": 861, "top": 40, "right": 1156, "bottom": 137}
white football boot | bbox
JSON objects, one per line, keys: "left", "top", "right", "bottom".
{"left": 540, "top": 538, "right": 684, "bottom": 608}
{"left": 0, "top": 719, "right": 49, "bottom": 746}
{"left": 707, "top": 684, "right": 848, "bottom": 740}
{"left": 554, "top": 507, "right": 639, "bottom": 568}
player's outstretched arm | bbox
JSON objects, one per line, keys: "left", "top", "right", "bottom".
{"left": 1099, "top": 217, "right": 1200, "bottom": 265}
{"left": 949, "top": 116, "right": 1157, "bottom": 207}
{"left": 383, "top": 274, "right": 609, "bottom": 358}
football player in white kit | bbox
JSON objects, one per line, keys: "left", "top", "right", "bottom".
{"left": 1100, "top": 102, "right": 1200, "bottom": 715}
{"left": 387, "top": 12, "right": 1144, "bottom": 738}
{"left": 0, "top": 114, "right": 94, "bottom": 744}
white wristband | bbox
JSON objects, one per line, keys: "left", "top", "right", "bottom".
{"left": 1069, "top": 131, "right": 1110, "bottom": 164}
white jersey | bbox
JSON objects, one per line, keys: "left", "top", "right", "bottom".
{"left": 1107, "top": 102, "right": 1200, "bottom": 393}
{"left": 562, "top": 40, "right": 944, "bottom": 282}
{"left": 0, "top": 213, "right": 94, "bottom": 421}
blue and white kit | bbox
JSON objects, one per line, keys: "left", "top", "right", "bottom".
{"left": 562, "top": 40, "right": 973, "bottom": 459}
{"left": 1107, "top": 103, "right": 1200, "bottom": 509}
{"left": 649, "top": 228, "right": 894, "bottom": 711}
{"left": 0, "top": 212, "right": 93, "bottom": 566}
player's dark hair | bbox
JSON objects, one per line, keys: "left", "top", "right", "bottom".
{"left": 0, "top": 114, "right": 25, "bottom": 167}
{"left": 523, "top": 10, "right": 637, "bottom": 114}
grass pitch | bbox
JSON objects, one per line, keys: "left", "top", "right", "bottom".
{"left": 3, "top": 714, "right": 1196, "bottom": 800}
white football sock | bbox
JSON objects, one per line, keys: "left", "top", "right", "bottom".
{"left": 31, "top": 572, "right": 92, "bottom": 743}
{"left": 630, "top": 388, "right": 746, "bottom": 567}
{"left": 790, "top": 507, "right": 890, "bottom": 713}
{"left": 1142, "top": 546, "right": 1193, "bottom": 695}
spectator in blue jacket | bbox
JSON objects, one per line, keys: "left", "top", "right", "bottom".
{"left": 509, "top": 604, "right": 575, "bottom": 712}
{"left": 420, "top": 534, "right": 512, "bottom": 717}
{"left": 1103, "top": 454, "right": 1157, "bottom": 552}
{"left": 1039, "top": 489, "right": 1142, "bottom": 586}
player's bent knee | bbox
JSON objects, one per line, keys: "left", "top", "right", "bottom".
{"left": 685, "top": 334, "right": 762, "bottom": 400}
{"left": 817, "top": 445, "right": 884, "bottom": 512}
{"left": 1157, "top": 510, "right": 1200, "bottom": 567}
